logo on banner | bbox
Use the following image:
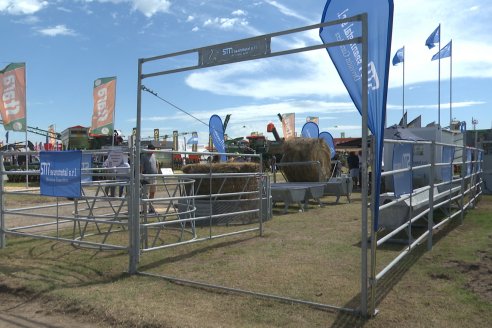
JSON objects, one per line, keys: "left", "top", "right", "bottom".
{"left": 40, "top": 151, "right": 82, "bottom": 198}
{"left": 199, "top": 38, "right": 271, "bottom": 67}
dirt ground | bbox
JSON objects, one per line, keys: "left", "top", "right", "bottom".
{"left": 445, "top": 249, "right": 492, "bottom": 303}
{"left": 0, "top": 289, "right": 105, "bottom": 328}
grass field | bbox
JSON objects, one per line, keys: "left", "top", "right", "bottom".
{"left": 0, "top": 188, "right": 490, "bottom": 327}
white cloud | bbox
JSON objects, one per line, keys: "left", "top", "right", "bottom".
{"left": 37, "top": 25, "right": 76, "bottom": 37}
{"left": 203, "top": 17, "right": 248, "bottom": 30}
{"left": 137, "top": 99, "right": 358, "bottom": 139}
{"left": 82, "top": 0, "right": 171, "bottom": 17}
{"left": 57, "top": 6, "right": 72, "bottom": 13}
{"left": 14, "top": 15, "right": 40, "bottom": 24}
{"left": 186, "top": 44, "right": 347, "bottom": 100}
{"left": 191, "top": 26, "right": 199, "bottom": 32}
{"left": 186, "top": 0, "right": 492, "bottom": 101}
{"left": 186, "top": 15, "right": 194, "bottom": 22}
{"left": 387, "top": 101, "right": 486, "bottom": 111}
{"left": 131, "top": 0, "right": 171, "bottom": 17}
{"left": 264, "top": 0, "right": 310, "bottom": 23}
{"left": 0, "top": 0, "right": 48, "bottom": 15}
{"left": 232, "top": 9, "right": 246, "bottom": 16}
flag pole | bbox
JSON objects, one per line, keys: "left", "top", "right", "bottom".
{"left": 449, "top": 41, "right": 453, "bottom": 128}
{"left": 438, "top": 24, "right": 441, "bottom": 128}
{"left": 403, "top": 46, "right": 406, "bottom": 127}
{"left": 24, "top": 63, "right": 29, "bottom": 189}
{"left": 112, "top": 77, "right": 117, "bottom": 148}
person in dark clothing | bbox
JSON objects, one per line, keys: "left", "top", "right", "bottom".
{"left": 347, "top": 151, "right": 359, "bottom": 188}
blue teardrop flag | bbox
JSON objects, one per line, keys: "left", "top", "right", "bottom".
{"left": 320, "top": 0, "right": 394, "bottom": 231}
{"left": 301, "top": 121, "right": 319, "bottom": 138}
{"left": 319, "top": 131, "right": 336, "bottom": 159}
{"left": 209, "top": 115, "right": 226, "bottom": 162}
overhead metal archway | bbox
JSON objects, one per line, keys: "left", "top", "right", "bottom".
{"left": 130, "top": 14, "right": 370, "bottom": 316}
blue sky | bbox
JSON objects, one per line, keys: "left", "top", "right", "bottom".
{"left": 1, "top": 0, "right": 491, "bottom": 145}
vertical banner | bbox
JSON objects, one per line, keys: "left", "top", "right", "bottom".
{"left": 306, "top": 116, "right": 319, "bottom": 125}
{"left": 209, "top": 114, "right": 226, "bottom": 162}
{"left": 0, "top": 63, "right": 27, "bottom": 131}
{"left": 154, "top": 128, "right": 159, "bottom": 142}
{"left": 40, "top": 151, "right": 82, "bottom": 198}
{"left": 441, "top": 146, "right": 455, "bottom": 182}
{"left": 91, "top": 77, "right": 116, "bottom": 135}
{"left": 48, "top": 124, "right": 56, "bottom": 147}
{"left": 281, "top": 113, "right": 295, "bottom": 140}
{"left": 392, "top": 143, "right": 413, "bottom": 197}
{"left": 320, "top": 0, "right": 394, "bottom": 230}
{"left": 301, "top": 121, "right": 319, "bottom": 138}
{"left": 319, "top": 131, "right": 336, "bottom": 159}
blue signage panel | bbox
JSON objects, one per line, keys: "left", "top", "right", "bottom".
{"left": 40, "top": 151, "right": 82, "bottom": 197}
{"left": 441, "top": 146, "right": 455, "bottom": 182}
{"left": 392, "top": 143, "right": 413, "bottom": 197}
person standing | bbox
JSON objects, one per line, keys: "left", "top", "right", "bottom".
{"left": 116, "top": 159, "right": 130, "bottom": 197}
{"left": 347, "top": 151, "right": 360, "bottom": 189}
{"left": 140, "top": 144, "right": 159, "bottom": 213}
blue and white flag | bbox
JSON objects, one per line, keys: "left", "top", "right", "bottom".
{"left": 209, "top": 115, "right": 226, "bottom": 162}
{"left": 392, "top": 47, "right": 404, "bottom": 66}
{"left": 319, "top": 131, "right": 336, "bottom": 159}
{"left": 187, "top": 136, "right": 199, "bottom": 145}
{"left": 301, "top": 121, "right": 319, "bottom": 138}
{"left": 320, "top": 0, "right": 394, "bottom": 231}
{"left": 432, "top": 40, "right": 452, "bottom": 61}
{"left": 425, "top": 25, "right": 440, "bottom": 49}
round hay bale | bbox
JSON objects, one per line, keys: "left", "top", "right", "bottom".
{"left": 181, "top": 162, "right": 271, "bottom": 226}
{"left": 281, "top": 138, "right": 331, "bottom": 182}
{"left": 182, "top": 162, "right": 260, "bottom": 196}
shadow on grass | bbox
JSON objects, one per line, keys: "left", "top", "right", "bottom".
{"left": 330, "top": 217, "right": 462, "bottom": 328}
{"left": 138, "top": 235, "right": 258, "bottom": 271}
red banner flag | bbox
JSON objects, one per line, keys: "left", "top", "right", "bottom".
{"left": 0, "top": 63, "right": 27, "bottom": 131}
{"left": 281, "top": 113, "right": 295, "bottom": 140}
{"left": 91, "top": 77, "right": 116, "bottom": 135}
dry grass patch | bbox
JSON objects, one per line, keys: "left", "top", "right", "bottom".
{"left": 0, "top": 193, "right": 491, "bottom": 327}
